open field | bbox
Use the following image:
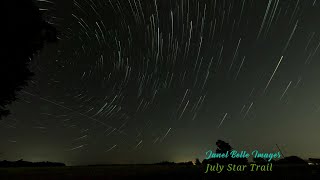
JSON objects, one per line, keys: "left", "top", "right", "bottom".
{"left": 0, "top": 164, "right": 319, "bottom": 180}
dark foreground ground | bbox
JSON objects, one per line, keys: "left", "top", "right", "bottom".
{"left": 0, "top": 164, "right": 319, "bottom": 180}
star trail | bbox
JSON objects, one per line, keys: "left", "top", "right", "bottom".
{"left": 1, "top": 0, "right": 320, "bottom": 165}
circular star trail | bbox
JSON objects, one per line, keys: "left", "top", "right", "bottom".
{"left": 1, "top": 0, "right": 320, "bottom": 164}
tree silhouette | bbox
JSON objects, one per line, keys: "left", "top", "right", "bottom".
{"left": 203, "top": 140, "right": 248, "bottom": 165}
{"left": 195, "top": 158, "right": 201, "bottom": 165}
{"left": 253, "top": 157, "right": 267, "bottom": 164}
{"left": 1, "top": 1, "right": 57, "bottom": 119}
{"left": 0, "top": 159, "right": 65, "bottom": 167}
{"left": 216, "top": 139, "right": 233, "bottom": 154}
{"left": 275, "top": 156, "right": 307, "bottom": 165}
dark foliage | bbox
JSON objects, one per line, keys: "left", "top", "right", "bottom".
{"left": 0, "top": 159, "right": 65, "bottom": 167}
{"left": 154, "top": 161, "right": 193, "bottom": 166}
{"left": 202, "top": 140, "right": 249, "bottom": 165}
{"left": 154, "top": 161, "right": 176, "bottom": 165}
{"left": 275, "top": 156, "right": 308, "bottom": 165}
{"left": 216, "top": 139, "right": 233, "bottom": 153}
{"left": 1, "top": 0, "right": 57, "bottom": 119}
{"left": 195, "top": 158, "right": 201, "bottom": 165}
{"left": 177, "top": 161, "right": 194, "bottom": 165}
{"left": 253, "top": 157, "right": 268, "bottom": 164}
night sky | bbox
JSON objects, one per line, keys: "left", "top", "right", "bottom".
{"left": 1, "top": 0, "right": 320, "bottom": 166}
